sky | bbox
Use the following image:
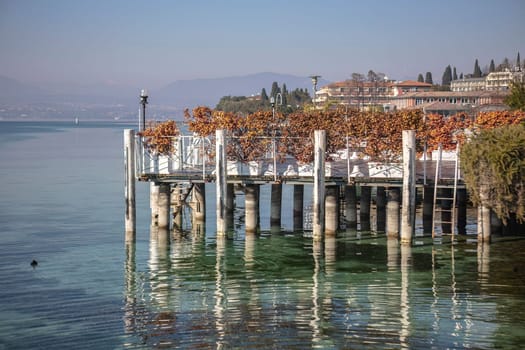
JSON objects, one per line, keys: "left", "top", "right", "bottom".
{"left": 0, "top": 0, "right": 524, "bottom": 90}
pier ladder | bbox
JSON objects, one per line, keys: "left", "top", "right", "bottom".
{"left": 431, "top": 144, "right": 460, "bottom": 240}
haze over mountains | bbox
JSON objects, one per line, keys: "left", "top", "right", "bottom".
{"left": 0, "top": 72, "right": 329, "bottom": 120}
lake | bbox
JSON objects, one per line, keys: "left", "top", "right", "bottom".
{"left": 0, "top": 121, "right": 524, "bottom": 349}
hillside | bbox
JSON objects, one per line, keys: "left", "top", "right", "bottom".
{"left": 155, "top": 72, "right": 330, "bottom": 108}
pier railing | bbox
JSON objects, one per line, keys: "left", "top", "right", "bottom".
{"left": 134, "top": 134, "right": 460, "bottom": 183}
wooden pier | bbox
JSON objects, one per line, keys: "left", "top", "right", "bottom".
{"left": 124, "top": 128, "right": 487, "bottom": 244}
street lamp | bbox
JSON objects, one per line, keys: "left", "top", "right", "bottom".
{"left": 139, "top": 89, "right": 148, "bottom": 132}
{"left": 270, "top": 93, "right": 282, "bottom": 181}
{"left": 309, "top": 75, "right": 321, "bottom": 107}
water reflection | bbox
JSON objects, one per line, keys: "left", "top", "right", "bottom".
{"left": 122, "top": 230, "right": 525, "bottom": 348}
{"left": 400, "top": 244, "right": 412, "bottom": 348}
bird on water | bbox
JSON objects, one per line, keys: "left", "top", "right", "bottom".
{"left": 30, "top": 260, "right": 38, "bottom": 269}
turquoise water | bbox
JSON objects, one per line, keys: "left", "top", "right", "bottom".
{"left": 0, "top": 121, "right": 524, "bottom": 349}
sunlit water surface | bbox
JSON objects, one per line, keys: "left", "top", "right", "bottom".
{"left": 0, "top": 121, "right": 524, "bottom": 349}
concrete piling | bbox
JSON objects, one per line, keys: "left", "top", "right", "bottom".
{"left": 422, "top": 185, "right": 434, "bottom": 234}
{"left": 325, "top": 186, "right": 339, "bottom": 234}
{"left": 345, "top": 185, "right": 358, "bottom": 229}
{"left": 360, "top": 186, "right": 371, "bottom": 231}
{"left": 124, "top": 129, "right": 136, "bottom": 242}
{"left": 457, "top": 188, "right": 467, "bottom": 235}
{"left": 270, "top": 183, "right": 282, "bottom": 229}
{"left": 313, "top": 130, "right": 326, "bottom": 239}
{"left": 245, "top": 184, "right": 259, "bottom": 234}
{"left": 386, "top": 187, "right": 400, "bottom": 238}
{"left": 216, "top": 129, "right": 227, "bottom": 235}
{"left": 158, "top": 183, "right": 171, "bottom": 230}
{"left": 192, "top": 183, "right": 206, "bottom": 222}
{"left": 376, "top": 186, "right": 386, "bottom": 232}
{"left": 401, "top": 130, "right": 416, "bottom": 245}
{"left": 293, "top": 185, "right": 304, "bottom": 232}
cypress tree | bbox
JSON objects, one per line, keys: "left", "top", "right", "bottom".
{"left": 425, "top": 72, "right": 433, "bottom": 84}
{"left": 460, "top": 73, "right": 463, "bottom": 79}
{"left": 489, "top": 59, "right": 496, "bottom": 73}
{"left": 417, "top": 73, "right": 424, "bottom": 82}
{"left": 261, "top": 88, "right": 269, "bottom": 102}
{"left": 281, "top": 83, "right": 288, "bottom": 106}
{"left": 453, "top": 67, "right": 458, "bottom": 81}
{"left": 473, "top": 59, "right": 482, "bottom": 77}
{"left": 517, "top": 52, "right": 521, "bottom": 70}
{"left": 270, "top": 82, "right": 280, "bottom": 100}
{"left": 442, "top": 65, "right": 452, "bottom": 86}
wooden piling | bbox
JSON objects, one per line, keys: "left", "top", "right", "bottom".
{"left": 345, "top": 185, "right": 358, "bottom": 229}
{"left": 401, "top": 130, "right": 416, "bottom": 244}
{"left": 386, "top": 187, "right": 400, "bottom": 238}
{"left": 293, "top": 184, "right": 304, "bottom": 231}
{"left": 216, "top": 129, "right": 227, "bottom": 235}
{"left": 124, "top": 129, "right": 136, "bottom": 242}
{"left": 325, "top": 186, "right": 338, "bottom": 235}
{"left": 245, "top": 184, "right": 259, "bottom": 234}
{"left": 313, "top": 130, "right": 326, "bottom": 239}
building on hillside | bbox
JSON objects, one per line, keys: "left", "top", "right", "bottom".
{"left": 391, "top": 90, "right": 509, "bottom": 114}
{"left": 408, "top": 101, "right": 473, "bottom": 117}
{"left": 450, "top": 77, "right": 486, "bottom": 92}
{"left": 315, "top": 78, "right": 510, "bottom": 115}
{"left": 451, "top": 69, "right": 525, "bottom": 92}
{"left": 314, "top": 79, "right": 431, "bottom": 111}
{"left": 486, "top": 69, "right": 524, "bottom": 90}
{"left": 390, "top": 80, "right": 433, "bottom": 96}
{"left": 314, "top": 79, "right": 391, "bottom": 110}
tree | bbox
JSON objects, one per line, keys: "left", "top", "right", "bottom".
{"left": 498, "top": 57, "right": 510, "bottom": 71}
{"left": 417, "top": 73, "right": 424, "bottom": 82}
{"left": 367, "top": 70, "right": 378, "bottom": 82}
{"left": 425, "top": 72, "right": 433, "bottom": 84}
{"left": 473, "top": 59, "right": 482, "bottom": 77}
{"left": 453, "top": 67, "right": 458, "bottom": 81}
{"left": 505, "top": 81, "right": 525, "bottom": 111}
{"left": 281, "top": 83, "right": 288, "bottom": 106}
{"left": 442, "top": 65, "right": 453, "bottom": 87}
{"left": 461, "top": 124, "right": 525, "bottom": 224}
{"left": 261, "top": 88, "right": 269, "bottom": 102}
{"left": 459, "top": 73, "right": 464, "bottom": 79}
{"left": 270, "top": 82, "right": 280, "bottom": 99}
{"left": 489, "top": 59, "right": 496, "bottom": 73}
{"left": 517, "top": 52, "right": 521, "bottom": 70}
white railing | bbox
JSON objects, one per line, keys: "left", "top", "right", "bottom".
{"left": 135, "top": 135, "right": 214, "bottom": 179}
{"left": 134, "top": 134, "right": 460, "bottom": 182}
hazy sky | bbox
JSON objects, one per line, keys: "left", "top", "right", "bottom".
{"left": 1, "top": 0, "right": 523, "bottom": 89}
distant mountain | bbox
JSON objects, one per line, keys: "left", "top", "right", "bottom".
{"left": 155, "top": 72, "right": 330, "bottom": 108}
{"left": 0, "top": 75, "right": 47, "bottom": 102}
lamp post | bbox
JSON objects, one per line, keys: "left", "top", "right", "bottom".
{"left": 309, "top": 75, "right": 321, "bottom": 108}
{"left": 139, "top": 89, "right": 148, "bottom": 132}
{"left": 270, "top": 93, "right": 283, "bottom": 181}
{"left": 343, "top": 104, "right": 350, "bottom": 179}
